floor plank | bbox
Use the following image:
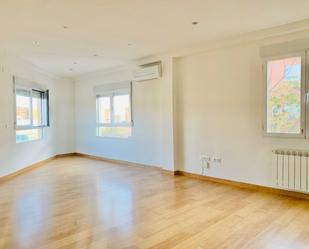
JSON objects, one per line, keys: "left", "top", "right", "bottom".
{"left": 0, "top": 156, "right": 309, "bottom": 249}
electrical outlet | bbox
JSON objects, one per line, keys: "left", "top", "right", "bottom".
{"left": 201, "top": 156, "right": 211, "bottom": 168}
{"left": 201, "top": 156, "right": 211, "bottom": 162}
{"left": 213, "top": 157, "right": 222, "bottom": 164}
{"left": 0, "top": 124, "right": 10, "bottom": 129}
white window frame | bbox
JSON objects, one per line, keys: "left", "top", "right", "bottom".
{"left": 96, "top": 84, "right": 133, "bottom": 137}
{"left": 14, "top": 77, "right": 50, "bottom": 143}
{"left": 14, "top": 87, "right": 49, "bottom": 130}
{"left": 263, "top": 51, "right": 306, "bottom": 138}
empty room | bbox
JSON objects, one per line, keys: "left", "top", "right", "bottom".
{"left": 2, "top": 1, "right": 309, "bottom": 248}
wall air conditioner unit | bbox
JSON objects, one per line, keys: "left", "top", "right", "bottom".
{"left": 133, "top": 61, "right": 162, "bottom": 82}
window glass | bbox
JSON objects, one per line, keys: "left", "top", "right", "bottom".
{"left": 97, "top": 96, "right": 111, "bottom": 124}
{"left": 16, "top": 89, "right": 31, "bottom": 127}
{"left": 97, "top": 127, "right": 131, "bottom": 138}
{"left": 16, "top": 129, "right": 42, "bottom": 143}
{"left": 32, "top": 91, "right": 43, "bottom": 127}
{"left": 266, "top": 56, "right": 302, "bottom": 134}
{"left": 113, "top": 94, "right": 131, "bottom": 124}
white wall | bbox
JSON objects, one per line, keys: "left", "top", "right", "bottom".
{"left": 2, "top": 23, "right": 308, "bottom": 189}
{"left": 74, "top": 30, "right": 309, "bottom": 188}
{"left": 54, "top": 80, "right": 75, "bottom": 155}
{"left": 0, "top": 51, "right": 75, "bottom": 177}
{"left": 74, "top": 57, "right": 175, "bottom": 170}
{"left": 174, "top": 33, "right": 309, "bottom": 187}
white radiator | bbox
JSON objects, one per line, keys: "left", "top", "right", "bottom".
{"left": 273, "top": 149, "right": 309, "bottom": 193}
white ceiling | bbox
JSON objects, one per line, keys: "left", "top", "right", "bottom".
{"left": 1, "top": 0, "right": 309, "bottom": 77}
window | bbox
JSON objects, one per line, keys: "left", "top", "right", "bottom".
{"left": 16, "top": 129, "right": 43, "bottom": 143}
{"left": 14, "top": 79, "right": 49, "bottom": 143}
{"left": 264, "top": 53, "right": 306, "bottom": 137}
{"left": 95, "top": 82, "right": 132, "bottom": 138}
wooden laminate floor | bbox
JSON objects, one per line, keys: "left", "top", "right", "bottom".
{"left": 1, "top": 156, "right": 309, "bottom": 249}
